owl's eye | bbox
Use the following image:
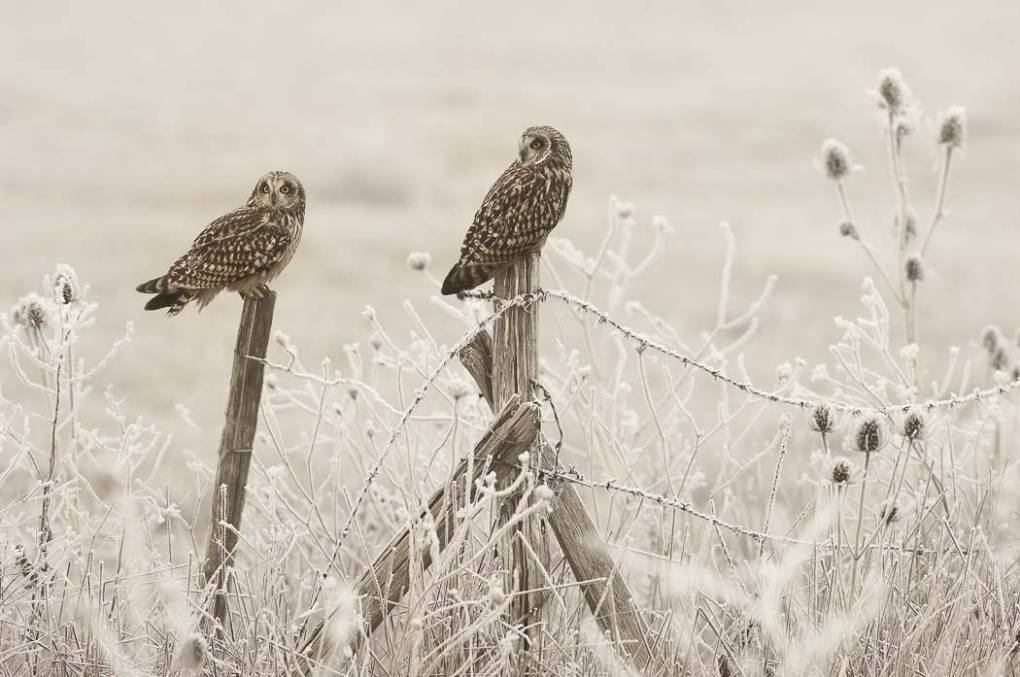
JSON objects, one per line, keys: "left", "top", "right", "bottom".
{"left": 280, "top": 184, "right": 291, "bottom": 194}
{"left": 261, "top": 183, "right": 270, "bottom": 194}
{"left": 530, "top": 139, "right": 544, "bottom": 150}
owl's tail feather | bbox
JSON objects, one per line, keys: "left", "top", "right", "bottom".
{"left": 441, "top": 261, "right": 502, "bottom": 296}
{"left": 136, "top": 276, "right": 171, "bottom": 294}
{"left": 137, "top": 276, "right": 192, "bottom": 315}
{"left": 143, "top": 291, "right": 193, "bottom": 315}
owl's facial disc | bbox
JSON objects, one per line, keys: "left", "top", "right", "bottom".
{"left": 252, "top": 172, "right": 303, "bottom": 210}
{"left": 519, "top": 133, "right": 551, "bottom": 165}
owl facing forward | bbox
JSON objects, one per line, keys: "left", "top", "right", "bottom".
{"left": 137, "top": 171, "right": 306, "bottom": 315}
{"left": 441, "top": 125, "right": 572, "bottom": 295}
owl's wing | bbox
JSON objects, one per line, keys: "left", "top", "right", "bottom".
{"left": 166, "top": 208, "right": 292, "bottom": 290}
{"left": 459, "top": 163, "right": 570, "bottom": 265}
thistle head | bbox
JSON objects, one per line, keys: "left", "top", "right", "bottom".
{"left": 839, "top": 221, "right": 860, "bottom": 240}
{"left": 809, "top": 403, "right": 834, "bottom": 434}
{"left": 905, "top": 255, "right": 925, "bottom": 282}
{"left": 936, "top": 106, "right": 966, "bottom": 149}
{"left": 851, "top": 416, "right": 887, "bottom": 454}
{"left": 820, "top": 139, "right": 853, "bottom": 181}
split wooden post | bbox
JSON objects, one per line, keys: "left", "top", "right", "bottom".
{"left": 297, "top": 396, "right": 541, "bottom": 673}
{"left": 201, "top": 292, "right": 276, "bottom": 633}
{"left": 491, "top": 252, "right": 551, "bottom": 665}
{"left": 459, "top": 329, "right": 659, "bottom": 671}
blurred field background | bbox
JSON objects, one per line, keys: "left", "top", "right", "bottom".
{"left": 3, "top": 0, "right": 1019, "bottom": 445}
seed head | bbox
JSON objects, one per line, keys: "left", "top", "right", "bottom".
{"left": 902, "top": 410, "right": 926, "bottom": 440}
{"left": 830, "top": 457, "right": 852, "bottom": 485}
{"left": 448, "top": 379, "right": 472, "bottom": 401}
{"left": 879, "top": 501, "right": 899, "bottom": 525}
{"left": 361, "top": 305, "right": 376, "bottom": 322}
{"left": 12, "top": 293, "right": 51, "bottom": 331}
{"left": 905, "top": 255, "right": 925, "bottom": 282}
{"left": 809, "top": 403, "right": 834, "bottom": 434}
{"left": 52, "top": 264, "right": 80, "bottom": 304}
{"left": 852, "top": 416, "right": 886, "bottom": 454}
{"left": 990, "top": 346, "right": 1011, "bottom": 373}
{"left": 902, "top": 208, "right": 918, "bottom": 242}
{"left": 406, "top": 251, "right": 431, "bottom": 271}
{"left": 839, "top": 221, "right": 860, "bottom": 240}
{"left": 937, "top": 106, "right": 966, "bottom": 149}
{"left": 982, "top": 325, "right": 1003, "bottom": 353}
{"left": 820, "top": 139, "right": 853, "bottom": 181}
{"left": 616, "top": 201, "right": 635, "bottom": 220}
{"left": 876, "top": 68, "right": 912, "bottom": 116}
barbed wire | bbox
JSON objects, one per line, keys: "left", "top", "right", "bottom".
{"left": 458, "top": 288, "right": 1020, "bottom": 415}
{"left": 534, "top": 465, "right": 970, "bottom": 555}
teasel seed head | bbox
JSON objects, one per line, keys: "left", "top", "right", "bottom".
{"left": 839, "top": 221, "right": 860, "bottom": 240}
{"left": 937, "top": 106, "right": 966, "bottom": 149}
{"left": 852, "top": 416, "right": 887, "bottom": 454}
{"left": 830, "top": 457, "right": 852, "bottom": 485}
{"left": 902, "top": 207, "right": 918, "bottom": 241}
{"left": 876, "top": 68, "right": 912, "bottom": 117}
{"left": 902, "top": 410, "right": 926, "bottom": 441}
{"left": 982, "top": 325, "right": 1003, "bottom": 353}
{"left": 879, "top": 501, "right": 899, "bottom": 525}
{"left": 810, "top": 403, "right": 834, "bottom": 434}
{"left": 52, "top": 264, "right": 80, "bottom": 304}
{"left": 821, "top": 139, "right": 853, "bottom": 181}
{"left": 905, "top": 255, "right": 925, "bottom": 282}
{"left": 12, "top": 293, "right": 52, "bottom": 331}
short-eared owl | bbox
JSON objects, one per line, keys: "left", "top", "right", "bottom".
{"left": 441, "top": 126, "right": 572, "bottom": 295}
{"left": 137, "top": 171, "right": 306, "bottom": 315}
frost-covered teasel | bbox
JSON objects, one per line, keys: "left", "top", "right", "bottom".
{"left": 810, "top": 403, "right": 834, "bottom": 434}
{"left": 901, "top": 410, "right": 926, "bottom": 440}
{"left": 830, "top": 457, "right": 852, "bottom": 485}
{"left": 11, "top": 293, "right": 52, "bottom": 331}
{"left": 905, "top": 255, "right": 925, "bottom": 282}
{"left": 851, "top": 416, "right": 887, "bottom": 454}
{"left": 51, "top": 264, "right": 80, "bottom": 304}
{"left": 820, "top": 139, "right": 854, "bottom": 181}
{"left": 875, "top": 68, "right": 912, "bottom": 116}
{"left": 839, "top": 221, "right": 860, "bottom": 240}
{"left": 937, "top": 106, "right": 966, "bottom": 149}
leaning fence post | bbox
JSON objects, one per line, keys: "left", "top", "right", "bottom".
{"left": 201, "top": 292, "right": 276, "bottom": 634}
{"left": 460, "top": 329, "right": 661, "bottom": 672}
{"left": 491, "top": 252, "right": 550, "bottom": 666}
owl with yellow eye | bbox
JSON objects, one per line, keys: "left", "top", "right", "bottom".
{"left": 137, "top": 171, "right": 306, "bottom": 315}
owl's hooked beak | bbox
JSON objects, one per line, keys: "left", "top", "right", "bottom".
{"left": 270, "top": 192, "right": 278, "bottom": 206}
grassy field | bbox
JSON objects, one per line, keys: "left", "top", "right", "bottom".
{"left": 4, "top": 2, "right": 1020, "bottom": 675}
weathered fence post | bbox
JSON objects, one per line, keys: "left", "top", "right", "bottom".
{"left": 296, "top": 396, "right": 541, "bottom": 674}
{"left": 491, "top": 252, "right": 550, "bottom": 666}
{"left": 459, "top": 328, "right": 659, "bottom": 672}
{"left": 201, "top": 292, "right": 276, "bottom": 633}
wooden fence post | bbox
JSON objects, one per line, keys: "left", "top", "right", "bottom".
{"left": 459, "top": 329, "right": 660, "bottom": 672}
{"left": 201, "top": 292, "right": 276, "bottom": 634}
{"left": 297, "top": 396, "right": 541, "bottom": 673}
{"left": 491, "top": 252, "right": 550, "bottom": 668}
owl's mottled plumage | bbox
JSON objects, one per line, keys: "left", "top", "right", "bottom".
{"left": 441, "top": 126, "right": 573, "bottom": 295}
{"left": 137, "top": 171, "right": 306, "bottom": 315}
